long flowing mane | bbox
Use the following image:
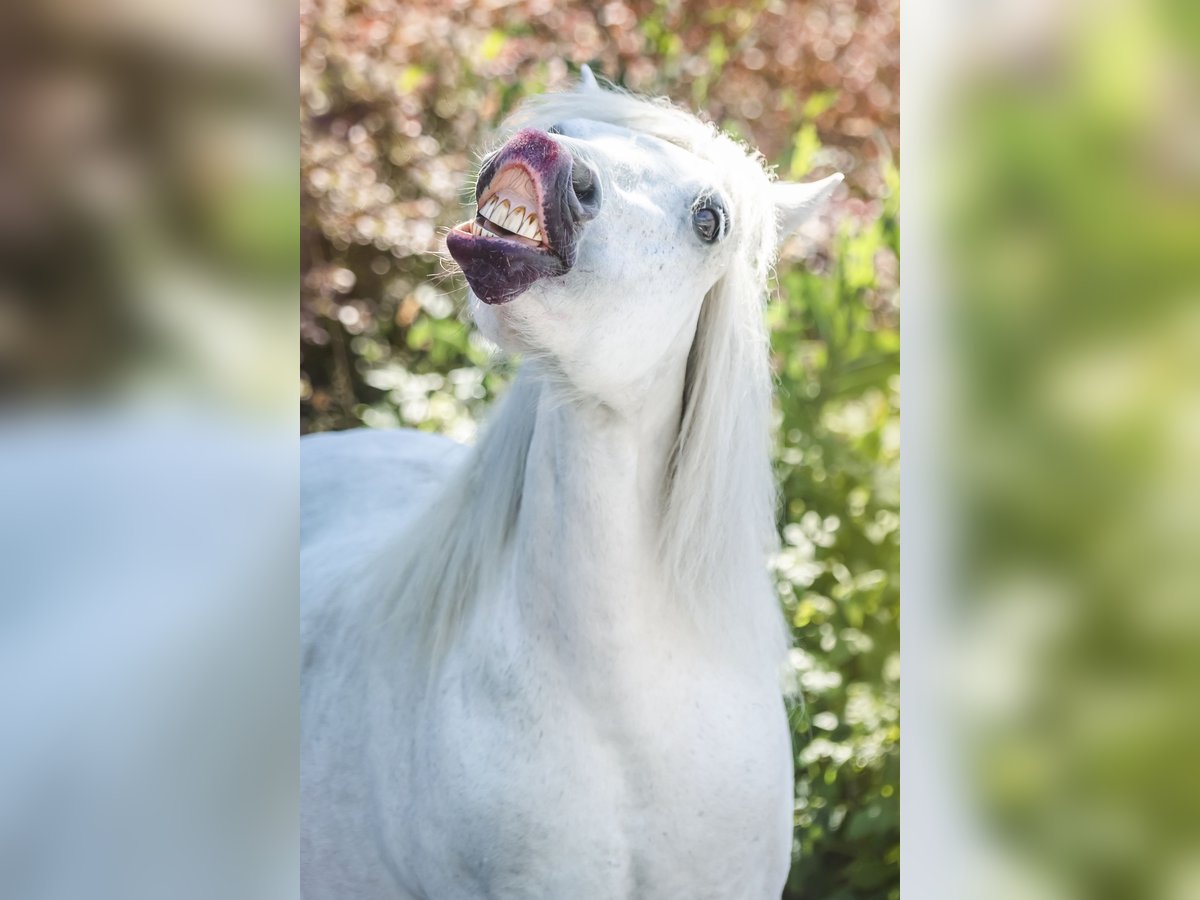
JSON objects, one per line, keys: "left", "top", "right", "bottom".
{"left": 375, "top": 85, "right": 788, "bottom": 666}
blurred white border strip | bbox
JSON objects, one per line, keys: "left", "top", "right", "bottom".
{"left": 900, "top": 0, "right": 972, "bottom": 896}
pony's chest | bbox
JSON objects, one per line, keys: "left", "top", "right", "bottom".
{"left": 404, "top": 643, "right": 793, "bottom": 898}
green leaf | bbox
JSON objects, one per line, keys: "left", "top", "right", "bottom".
{"left": 396, "top": 65, "right": 425, "bottom": 95}
{"left": 789, "top": 124, "right": 821, "bottom": 179}
{"left": 480, "top": 30, "right": 506, "bottom": 61}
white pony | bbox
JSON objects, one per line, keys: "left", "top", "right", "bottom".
{"left": 301, "top": 67, "right": 841, "bottom": 899}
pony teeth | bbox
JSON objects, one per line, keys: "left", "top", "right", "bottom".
{"left": 518, "top": 214, "right": 539, "bottom": 240}
{"left": 476, "top": 193, "right": 545, "bottom": 244}
{"left": 477, "top": 162, "right": 546, "bottom": 242}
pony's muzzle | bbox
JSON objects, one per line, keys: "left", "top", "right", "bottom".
{"left": 448, "top": 127, "right": 599, "bottom": 305}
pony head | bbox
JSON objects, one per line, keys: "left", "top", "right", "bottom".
{"left": 447, "top": 67, "right": 841, "bottom": 404}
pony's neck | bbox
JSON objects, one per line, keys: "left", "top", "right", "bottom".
{"left": 509, "top": 360, "right": 688, "bottom": 652}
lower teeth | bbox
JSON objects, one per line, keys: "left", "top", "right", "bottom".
{"left": 469, "top": 220, "right": 538, "bottom": 243}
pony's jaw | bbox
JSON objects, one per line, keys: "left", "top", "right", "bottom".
{"left": 473, "top": 271, "right": 707, "bottom": 407}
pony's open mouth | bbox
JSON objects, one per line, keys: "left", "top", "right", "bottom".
{"left": 446, "top": 128, "right": 594, "bottom": 306}
{"left": 457, "top": 165, "right": 549, "bottom": 250}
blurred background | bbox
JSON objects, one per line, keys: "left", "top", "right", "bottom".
{"left": 906, "top": 0, "right": 1200, "bottom": 898}
{"left": 0, "top": 0, "right": 295, "bottom": 408}
{"left": 0, "top": 1, "right": 296, "bottom": 899}
{"left": 300, "top": 1, "right": 900, "bottom": 898}
{"left": 5, "top": 0, "right": 1192, "bottom": 896}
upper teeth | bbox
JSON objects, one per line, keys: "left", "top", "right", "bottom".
{"left": 478, "top": 195, "right": 544, "bottom": 242}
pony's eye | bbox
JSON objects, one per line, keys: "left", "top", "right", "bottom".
{"left": 692, "top": 205, "right": 724, "bottom": 243}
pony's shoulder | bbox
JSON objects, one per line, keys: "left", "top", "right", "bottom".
{"left": 301, "top": 427, "right": 467, "bottom": 548}
{"left": 301, "top": 424, "right": 459, "bottom": 460}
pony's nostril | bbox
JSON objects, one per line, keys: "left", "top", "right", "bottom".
{"left": 571, "top": 162, "right": 599, "bottom": 208}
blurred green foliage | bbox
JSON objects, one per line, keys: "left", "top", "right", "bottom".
{"left": 945, "top": 2, "right": 1200, "bottom": 896}
{"left": 301, "top": 1, "right": 898, "bottom": 895}
{"left": 772, "top": 162, "right": 899, "bottom": 899}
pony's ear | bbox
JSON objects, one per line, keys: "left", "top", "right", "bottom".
{"left": 578, "top": 64, "right": 600, "bottom": 93}
{"left": 772, "top": 173, "right": 843, "bottom": 241}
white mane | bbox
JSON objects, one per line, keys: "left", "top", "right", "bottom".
{"left": 375, "top": 85, "right": 788, "bottom": 666}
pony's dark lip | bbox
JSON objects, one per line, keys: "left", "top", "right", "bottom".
{"left": 446, "top": 128, "right": 586, "bottom": 306}
{"left": 445, "top": 223, "right": 568, "bottom": 306}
